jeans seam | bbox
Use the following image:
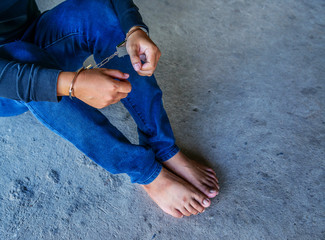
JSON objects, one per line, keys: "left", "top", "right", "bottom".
{"left": 42, "top": 32, "right": 85, "bottom": 50}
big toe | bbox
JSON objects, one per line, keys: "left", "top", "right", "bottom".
{"left": 194, "top": 193, "right": 211, "bottom": 209}
{"left": 199, "top": 182, "right": 219, "bottom": 198}
{"left": 207, "top": 189, "right": 218, "bottom": 198}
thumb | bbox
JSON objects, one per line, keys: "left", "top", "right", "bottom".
{"left": 128, "top": 46, "right": 142, "bottom": 72}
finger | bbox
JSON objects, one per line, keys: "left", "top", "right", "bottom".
{"left": 137, "top": 70, "right": 154, "bottom": 77}
{"left": 140, "top": 49, "right": 156, "bottom": 72}
{"left": 103, "top": 69, "right": 129, "bottom": 79}
{"left": 110, "top": 93, "right": 128, "bottom": 105}
{"left": 140, "top": 54, "right": 147, "bottom": 62}
{"left": 142, "top": 46, "right": 161, "bottom": 70}
{"left": 116, "top": 92, "right": 128, "bottom": 100}
{"left": 128, "top": 45, "right": 142, "bottom": 72}
{"left": 116, "top": 79, "right": 132, "bottom": 93}
{"left": 141, "top": 61, "right": 155, "bottom": 72}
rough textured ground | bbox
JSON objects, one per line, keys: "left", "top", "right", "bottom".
{"left": 0, "top": 0, "right": 324, "bottom": 239}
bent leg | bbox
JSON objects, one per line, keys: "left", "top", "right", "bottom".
{"left": 16, "top": 0, "right": 219, "bottom": 217}
{"left": 0, "top": 39, "right": 161, "bottom": 185}
{"left": 104, "top": 56, "right": 180, "bottom": 162}
{"left": 26, "top": 0, "right": 179, "bottom": 161}
{"left": 0, "top": 98, "right": 28, "bottom": 117}
{"left": 26, "top": 0, "right": 124, "bottom": 71}
{"left": 25, "top": 97, "right": 161, "bottom": 184}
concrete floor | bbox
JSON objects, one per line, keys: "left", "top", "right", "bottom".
{"left": 0, "top": 0, "right": 324, "bottom": 239}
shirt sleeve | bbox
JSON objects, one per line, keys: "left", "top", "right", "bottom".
{"left": 0, "top": 1, "right": 147, "bottom": 103}
{"left": 110, "top": 0, "right": 149, "bottom": 34}
{"left": 0, "top": 58, "right": 61, "bottom": 102}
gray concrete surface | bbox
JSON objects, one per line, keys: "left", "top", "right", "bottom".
{"left": 0, "top": 0, "right": 324, "bottom": 239}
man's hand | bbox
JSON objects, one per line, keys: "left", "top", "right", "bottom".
{"left": 126, "top": 27, "right": 161, "bottom": 76}
{"left": 57, "top": 69, "right": 131, "bottom": 109}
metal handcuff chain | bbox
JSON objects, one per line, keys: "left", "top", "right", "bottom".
{"left": 69, "top": 27, "right": 148, "bottom": 99}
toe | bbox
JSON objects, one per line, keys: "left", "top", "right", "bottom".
{"left": 205, "top": 168, "right": 217, "bottom": 175}
{"left": 195, "top": 193, "right": 211, "bottom": 208}
{"left": 206, "top": 170, "right": 219, "bottom": 182}
{"left": 165, "top": 209, "right": 183, "bottom": 218}
{"left": 179, "top": 207, "right": 192, "bottom": 217}
{"left": 186, "top": 204, "right": 199, "bottom": 215}
{"left": 202, "top": 198, "right": 211, "bottom": 207}
{"left": 206, "top": 171, "right": 219, "bottom": 183}
{"left": 208, "top": 188, "right": 219, "bottom": 197}
{"left": 190, "top": 200, "right": 205, "bottom": 213}
{"left": 206, "top": 178, "right": 220, "bottom": 191}
{"left": 200, "top": 182, "right": 218, "bottom": 198}
{"left": 171, "top": 209, "right": 184, "bottom": 218}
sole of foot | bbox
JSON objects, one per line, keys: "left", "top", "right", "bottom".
{"left": 142, "top": 167, "right": 211, "bottom": 218}
{"left": 163, "top": 152, "right": 219, "bottom": 198}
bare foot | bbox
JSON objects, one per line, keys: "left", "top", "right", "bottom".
{"left": 142, "top": 167, "right": 211, "bottom": 218}
{"left": 163, "top": 152, "right": 219, "bottom": 198}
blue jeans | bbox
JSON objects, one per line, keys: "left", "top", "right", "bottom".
{"left": 0, "top": 0, "right": 179, "bottom": 184}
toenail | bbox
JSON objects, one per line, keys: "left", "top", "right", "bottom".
{"left": 210, "top": 189, "right": 216, "bottom": 193}
{"left": 203, "top": 198, "right": 209, "bottom": 205}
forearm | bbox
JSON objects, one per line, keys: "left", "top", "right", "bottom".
{"left": 110, "top": 0, "right": 148, "bottom": 34}
{"left": 0, "top": 58, "right": 60, "bottom": 102}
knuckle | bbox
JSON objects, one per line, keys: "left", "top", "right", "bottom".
{"left": 110, "top": 84, "right": 118, "bottom": 92}
{"left": 105, "top": 95, "right": 113, "bottom": 103}
{"left": 150, "top": 46, "right": 158, "bottom": 52}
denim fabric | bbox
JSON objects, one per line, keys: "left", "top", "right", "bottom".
{"left": 0, "top": 0, "right": 179, "bottom": 184}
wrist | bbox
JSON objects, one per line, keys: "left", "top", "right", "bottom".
{"left": 57, "top": 71, "right": 75, "bottom": 96}
{"left": 126, "top": 26, "right": 149, "bottom": 39}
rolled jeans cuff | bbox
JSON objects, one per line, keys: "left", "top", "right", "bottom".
{"left": 135, "top": 160, "right": 162, "bottom": 185}
{"left": 156, "top": 145, "right": 180, "bottom": 163}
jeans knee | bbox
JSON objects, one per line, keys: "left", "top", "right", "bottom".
{"left": 69, "top": 0, "right": 120, "bottom": 30}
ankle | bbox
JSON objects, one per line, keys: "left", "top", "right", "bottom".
{"left": 143, "top": 167, "right": 166, "bottom": 189}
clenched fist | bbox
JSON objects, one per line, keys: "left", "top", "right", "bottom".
{"left": 57, "top": 68, "right": 131, "bottom": 109}
{"left": 126, "top": 26, "right": 161, "bottom": 76}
